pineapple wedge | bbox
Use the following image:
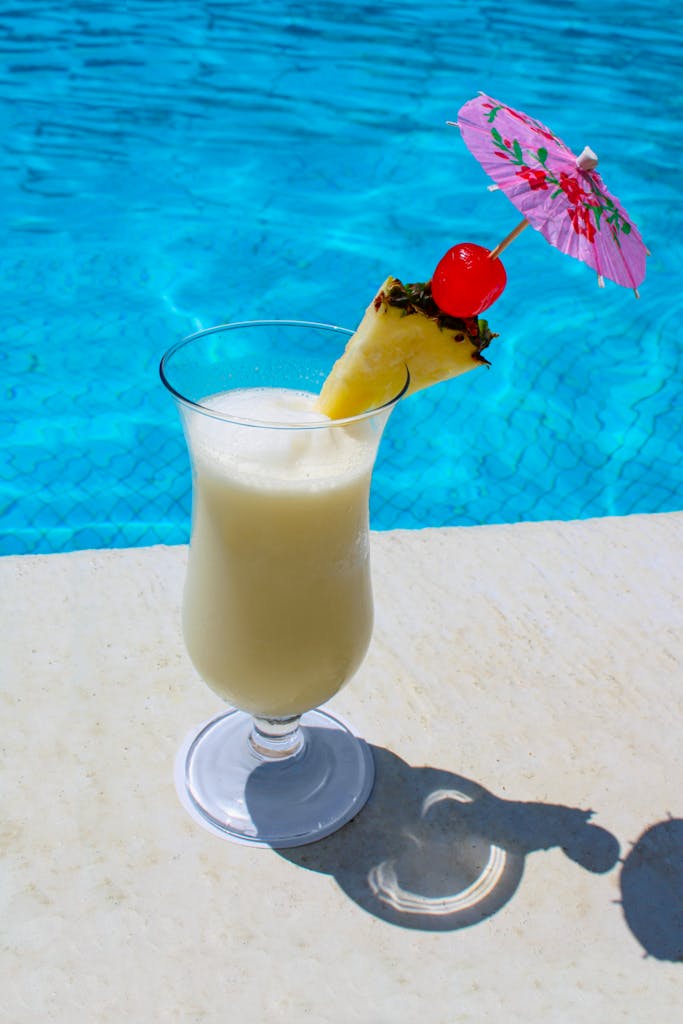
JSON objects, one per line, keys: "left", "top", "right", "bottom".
{"left": 318, "top": 277, "right": 497, "bottom": 419}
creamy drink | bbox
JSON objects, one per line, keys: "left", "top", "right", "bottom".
{"left": 162, "top": 320, "right": 403, "bottom": 847}
{"left": 181, "top": 387, "right": 379, "bottom": 717}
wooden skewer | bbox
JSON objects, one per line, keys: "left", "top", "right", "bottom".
{"left": 488, "top": 218, "right": 530, "bottom": 260}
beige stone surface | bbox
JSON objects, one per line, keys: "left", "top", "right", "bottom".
{"left": 2, "top": 514, "right": 683, "bottom": 1022}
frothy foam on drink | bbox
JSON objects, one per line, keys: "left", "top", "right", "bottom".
{"left": 188, "top": 387, "right": 376, "bottom": 487}
{"left": 203, "top": 387, "right": 329, "bottom": 425}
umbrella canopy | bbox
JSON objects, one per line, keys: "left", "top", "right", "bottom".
{"left": 455, "top": 93, "right": 648, "bottom": 294}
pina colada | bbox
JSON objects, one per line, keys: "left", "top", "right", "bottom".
{"left": 182, "top": 387, "right": 379, "bottom": 717}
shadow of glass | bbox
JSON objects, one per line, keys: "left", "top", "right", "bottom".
{"left": 620, "top": 817, "right": 683, "bottom": 963}
{"left": 248, "top": 743, "right": 620, "bottom": 931}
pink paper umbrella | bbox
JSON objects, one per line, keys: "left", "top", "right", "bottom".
{"left": 453, "top": 93, "right": 648, "bottom": 295}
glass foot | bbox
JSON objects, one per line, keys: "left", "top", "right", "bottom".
{"left": 176, "top": 707, "right": 375, "bottom": 848}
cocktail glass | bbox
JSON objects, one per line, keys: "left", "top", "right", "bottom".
{"left": 160, "top": 321, "right": 407, "bottom": 848}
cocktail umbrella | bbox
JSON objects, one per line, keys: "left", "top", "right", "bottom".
{"left": 452, "top": 93, "right": 648, "bottom": 296}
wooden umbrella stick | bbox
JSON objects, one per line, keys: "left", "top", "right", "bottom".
{"left": 488, "top": 218, "right": 530, "bottom": 260}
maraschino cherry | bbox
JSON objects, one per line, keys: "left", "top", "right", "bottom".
{"left": 431, "top": 242, "right": 506, "bottom": 318}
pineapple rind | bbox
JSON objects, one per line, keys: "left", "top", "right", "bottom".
{"left": 318, "top": 277, "right": 486, "bottom": 419}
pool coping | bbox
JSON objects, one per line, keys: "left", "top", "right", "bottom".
{"left": 4, "top": 511, "right": 683, "bottom": 1021}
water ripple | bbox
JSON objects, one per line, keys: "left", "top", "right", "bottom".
{"left": 2, "top": 0, "right": 682, "bottom": 551}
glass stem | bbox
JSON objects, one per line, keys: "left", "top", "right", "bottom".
{"left": 249, "top": 714, "right": 304, "bottom": 761}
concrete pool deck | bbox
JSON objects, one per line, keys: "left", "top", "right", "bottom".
{"left": 3, "top": 512, "right": 682, "bottom": 1021}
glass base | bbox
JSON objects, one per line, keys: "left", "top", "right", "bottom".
{"left": 176, "top": 707, "right": 375, "bottom": 848}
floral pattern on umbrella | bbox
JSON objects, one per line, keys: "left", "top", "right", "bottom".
{"left": 456, "top": 94, "right": 647, "bottom": 292}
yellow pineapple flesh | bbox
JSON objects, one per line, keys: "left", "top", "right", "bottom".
{"left": 317, "top": 277, "right": 496, "bottom": 419}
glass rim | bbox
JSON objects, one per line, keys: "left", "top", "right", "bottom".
{"left": 159, "top": 319, "right": 410, "bottom": 428}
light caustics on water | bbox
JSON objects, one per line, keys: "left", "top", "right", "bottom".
{"left": 2, "top": 1, "right": 681, "bottom": 555}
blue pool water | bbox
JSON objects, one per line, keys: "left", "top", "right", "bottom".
{"left": 2, "top": 0, "right": 682, "bottom": 555}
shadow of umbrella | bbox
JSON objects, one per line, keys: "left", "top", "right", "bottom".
{"left": 247, "top": 744, "right": 620, "bottom": 932}
{"left": 620, "top": 816, "right": 683, "bottom": 962}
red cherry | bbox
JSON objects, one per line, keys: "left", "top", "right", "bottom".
{"left": 431, "top": 242, "right": 506, "bottom": 318}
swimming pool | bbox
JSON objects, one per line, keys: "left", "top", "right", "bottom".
{"left": 2, "top": 0, "right": 681, "bottom": 555}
